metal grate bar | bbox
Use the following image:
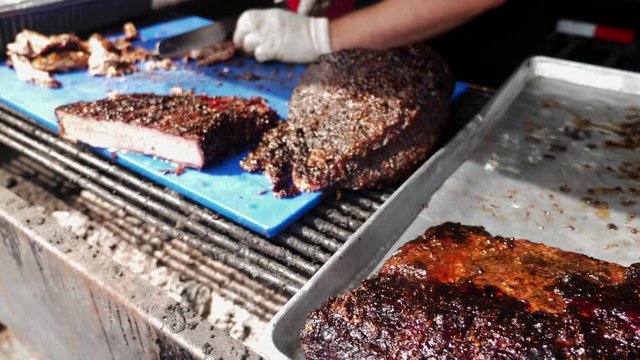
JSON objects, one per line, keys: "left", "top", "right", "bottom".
{"left": 300, "top": 216, "right": 351, "bottom": 242}
{"left": 0, "top": 129, "right": 302, "bottom": 295}
{"left": 359, "top": 190, "right": 391, "bottom": 203}
{"left": 341, "top": 192, "right": 380, "bottom": 212}
{"left": 0, "top": 120, "right": 311, "bottom": 286}
{"left": 0, "top": 102, "right": 403, "bottom": 302}
{"left": 74, "top": 191, "right": 287, "bottom": 317}
{"left": 311, "top": 205, "right": 364, "bottom": 232}
{"left": 0, "top": 111, "right": 318, "bottom": 278}
{"left": 272, "top": 233, "right": 331, "bottom": 264}
{"left": 0, "top": 107, "right": 358, "bottom": 271}
{"left": 283, "top": 223, "right": 342, "bottom": 253}
{"left": 317, "top": 200, "right": 371, "bottom": 222}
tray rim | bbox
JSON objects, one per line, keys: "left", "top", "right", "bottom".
{"left": 261, "top": 55, "right": 640, "bottom": 359}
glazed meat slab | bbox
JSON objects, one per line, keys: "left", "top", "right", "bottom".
{"left": 56, "top": 94, "right": 279, "bottom": 168}
{"left": 241, "top": 45, "right": 453, "bottom": 197}
{"left": 302, "top": 223, "right": 640, "bottom": 359}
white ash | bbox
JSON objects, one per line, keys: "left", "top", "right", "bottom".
{"left": 206, "top": 292, "right": 263, "bottom": 347}
{"left": 51, "top": 211, "right": 89, "bottom": 238}
{"left": 50, "top": 207, "right": 266, "bottom": 350}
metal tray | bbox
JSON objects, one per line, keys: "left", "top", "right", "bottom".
{"left": 0, "top": 0, "right": 151, "bottom": 55}
{"left": 262, "top": 56, "right": 640, "bottom": 359}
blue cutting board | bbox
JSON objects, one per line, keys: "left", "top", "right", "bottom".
{"left": 0, "top": 16, "right": 468, "bottom": 237}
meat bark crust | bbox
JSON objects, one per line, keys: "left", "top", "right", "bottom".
{"left": 241, "top": 45, "right": 453, "bottom": 197}
{"left": 56, "top": 94, "right": 279, "bottom": 168}
{"left": 302, "top": 223, "right": 640, "bottom": 359}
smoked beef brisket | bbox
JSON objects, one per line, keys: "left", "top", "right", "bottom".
{"left": 56, "top": 94, "right": 279, "bottom": 168}
{"left": 241, "top": 45, "right": 453, "bottom": 197}
{"left": 302, "top": 223, "right": 640, "bottom": 359}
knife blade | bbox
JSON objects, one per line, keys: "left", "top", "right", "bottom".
{"left": 157, "top": 16, "right": 238, "bottom": 58}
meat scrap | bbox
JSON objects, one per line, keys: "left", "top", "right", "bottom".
{"left": 6, "top": 30, "right": 87, "bottom": 62}
{"left": 5, "top": 23, "right": 149, "bottom": 86}
{"left": 186, "top": 41, "right": 236, "bottom": 66}
{"left": 29, "top": 50, "right": 89, "bottom": 73}
{"left": 55, "top": 94, "right": 279, "bottom": 169}
{"left": 9, "top": 54, "right": 61, "bottom": 88}
{"left": 87, "top": 34, "right": 147, "bottom": 77}
{"left": 302, "top": 223, "right": 640, "bottom": 359}
{"left": 241, "top": 45, "right": 453, "bottom": 197}
{"left": 123, "top": 22, "right": 139, "bottom": 41}
{"left": 87, "top": 24, "right": 150, "bottom": 78}
{"left": 169, "top": 86, "right": 194, "bottom": 95}
{"left": 6, "top": 29, "right": 88, "bottom": 87}
{"left": 146, "top": 58, "right": 177, "bottom": 71}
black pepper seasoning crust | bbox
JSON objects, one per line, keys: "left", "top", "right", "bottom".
{"left": 241, "top": 45, "right": 453, "bottom": 197}
{"left": 56, "top": 94, "right": 279, "bottom": 168}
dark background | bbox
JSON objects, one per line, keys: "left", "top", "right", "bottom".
{"left": 160, "top": 0, "right": 640, "bottom": 88}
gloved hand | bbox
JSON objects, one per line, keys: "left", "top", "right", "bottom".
{"left": 233, "top": 8, "right": 332, "bottom": 63}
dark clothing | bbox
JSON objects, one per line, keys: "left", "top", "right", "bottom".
{"left": 430, "top": 1, "right": 549, "bottom": 87}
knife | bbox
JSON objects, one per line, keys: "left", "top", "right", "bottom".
{"left": 157, "top": 15, "right": 238, "bottom": 58}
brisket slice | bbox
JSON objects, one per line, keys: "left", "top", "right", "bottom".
{"left": 187, "top": 41, "right": 236, "bottom": 67}
{"left": 56, "top": 94, "right": 279, "bottom": 169}
{"left": 241, "top": 45, "right": 452, "bottom": 197}
{"left": 302, "top": 223, "right": 640, "bottom": 359}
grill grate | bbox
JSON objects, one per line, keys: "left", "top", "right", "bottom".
{"left": 0, "top": 104, "right": 381, "bottom": 298}
{"left": 0, "top": 88, "right": 491, "bottom": 322}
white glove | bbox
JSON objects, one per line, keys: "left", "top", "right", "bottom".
{"left": 233, "top": 8, "right": 332, "bottom": 63}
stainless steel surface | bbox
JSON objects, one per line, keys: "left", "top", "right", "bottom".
{"left": 157, "top": 16, "right": 237, "bottom": 58}
{"left": 265, "top": 56, "right": 640, "bottom": 359}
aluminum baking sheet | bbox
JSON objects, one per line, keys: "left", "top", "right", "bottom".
{"left": 263, "top": 57, "right": 640, "bottom": 359}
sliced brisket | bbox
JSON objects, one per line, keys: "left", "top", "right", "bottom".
{"left": 241, "top": 45, "right": 453, "bottom": 197}
{"left": 302, "top": 223, "right": 640, "bottom": 359}
{"left": 56, "top": 94, "right": 279, "bottom": 168}
{"left": 187, "top": 41, "right": 236, "bottom": 67}
{"left": 87, "top": 34, "right": 150, "bottom": 77}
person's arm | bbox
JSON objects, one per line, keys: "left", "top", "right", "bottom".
{"left": 234, "top": 0, "right": 505, "bottom": 63}
{"left": 330, "top": 0, "right": 506, "bottom": 51}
